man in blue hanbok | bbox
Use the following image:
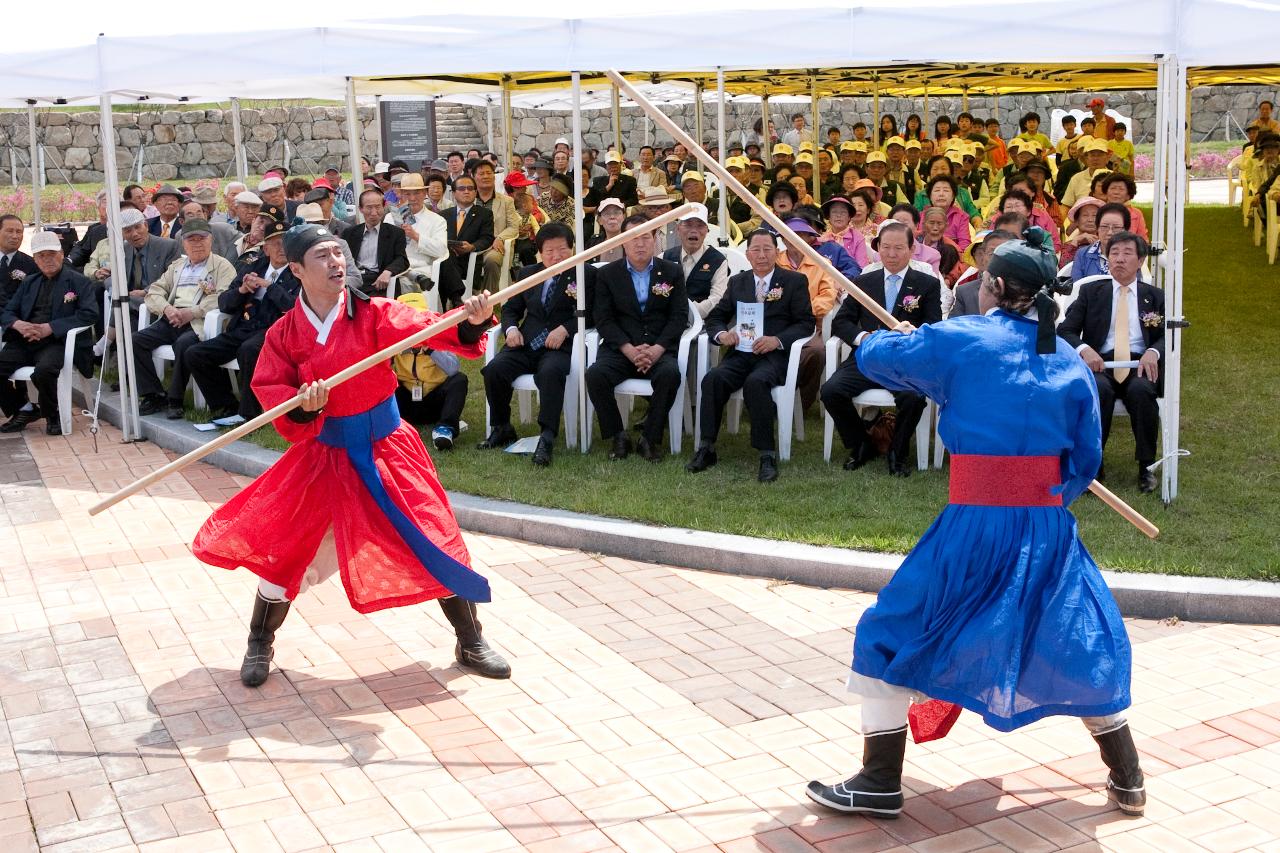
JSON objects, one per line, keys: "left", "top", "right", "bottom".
{"left": 806, "top": 230, "right": 1144, "bottom": 820}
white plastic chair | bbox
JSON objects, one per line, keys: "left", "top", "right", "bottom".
{"left": 721, "top": 248, "right": 751, "bottom": 275}
{"left": 200, "top": 310, "right": 241, "bottom": 396}
{"left": 821, "top": 336, "right": 931, "bottom": 470}
{"left": 585, "top": 300, "right": 703, "bottom": 454}
{"left": 695, "top": 326, "right": 807, "bottom": 462}
{"left": 1103, "top": 360, "right": 1171, "bottom": 476}
{"left": 1226, "top": 154, "right": 1243, "bottom": 206}
{"left": 482, "top": 326, "right": 581, "bottom": 449}
{"left": 5, "top": 325, "right": 92, "bottom": 435}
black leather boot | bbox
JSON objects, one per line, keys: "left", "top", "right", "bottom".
{"left": 439, "top": 596, "right": 511, "bottom": 679}
{"left": 1093, "top": 723, "right": 1146, "bottom": 816}
{"left": 241, "top": 592, "right": 291, "bottom": 687}
{"left": 805, "top": 726, "right": 906, "bottom": 818}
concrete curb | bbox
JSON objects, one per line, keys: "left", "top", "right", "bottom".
{"left": 80, "top": 389, "right": 1280, "bottom": 625}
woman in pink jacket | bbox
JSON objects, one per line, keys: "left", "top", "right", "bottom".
{"left": 923, "top": 176, "right": 972, "bottom": 253}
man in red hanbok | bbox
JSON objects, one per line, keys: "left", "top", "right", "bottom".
{"left": 194, "top": 224, "right": 511, "bottom": 685}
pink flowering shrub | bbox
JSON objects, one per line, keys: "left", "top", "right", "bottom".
{"left": 1133, "top": 148, "right": 1241, "bottom": 181}
{"left": 0, "top": 178, "right": 223, "bottom": 222}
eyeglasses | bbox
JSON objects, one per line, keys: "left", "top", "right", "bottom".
{"left": 454, "top": 185, "right": 476, "bottom": 192}
{"left": 1097, "top": 223, "right": 1124, "bottom": 233}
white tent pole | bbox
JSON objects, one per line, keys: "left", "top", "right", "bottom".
{"left": 344, "top": 78, "right": 363, "bottom": 202}
{"left": 486, "top": 98, "right": 494, "bottom": 155}
{"left": 1151, "top": 60, "right": 1167, "bottom": 255}
{"left": 501, "top": 78, "right": 513, "bottom": 170}
{"left": 612, "top": 84, "right": 622, "bottom": 153}
{"left": 1165, "top": 56, "right": 1188, "bottom": 503}
{"left": 571, "top": 71, "right": 588, "bottom": 453}
{"left": 810, "top": 76, "right": 820, "bottom": 202}
{"left": 99, "top": 93, "right": 140, "bottom": 442}
{"left": 230, "top": 97, "right": 247, "bottom": 185}
{"left": 872, "top": 77, "right": 881, "bottom": 146}
{"left": 716, "top": 66, "right": 727, "bottom": 239}
{"left": 27, "top": 102, "right": 41, "bottom": 227}
{"left": 761, "top": 92, "right": 770, "bottom": 164}
{"left": 694, "top": 82, "right": 704, "bottom": 151}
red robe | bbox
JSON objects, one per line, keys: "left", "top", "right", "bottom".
{"left": 193, "top": 293, "right": 489, "bottom": 613}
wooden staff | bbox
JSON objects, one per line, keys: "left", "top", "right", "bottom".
{"left": 88, "top": 204, "right": 697, "bottom": 517}
{"left": 608, "top": 71, "right": 1159, "bottom": 540}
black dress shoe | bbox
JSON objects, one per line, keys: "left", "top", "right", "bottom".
{"left": 166, "top": 402, "right": 185, "bottom": 420}
{"left": 1138, "top": 466, "right": 1157, "bottom": 494}
{"left": 532, "top": 436, "right": 553, "bottom": 466}
{"left": 45, "top": 421, "right": 63, "bottom": 436}
{"left": 0, "top": 409, "right": 40, "bottom": 433}
{"left": 686, "top": 445, "right": 718, "bottom": 473}
{"left": 886, "top": 450, "right": 911, "bottom": 478}
{"left": 608, "top": 432, "right": 632, "bottom": 461}
{"left": 758, "top": 453, "right": 779, "bottom": 483}
{"left": 636, "top": 436, "right": 662, "bottom": 462}
{"left": 842, "top": 442, "right": 877, "bottom": 471}
{"left": 138, "top": 395, "right": 166, "bottom": 416}
{"left": 475, "top": 422, "right": 517, "bottom": 449}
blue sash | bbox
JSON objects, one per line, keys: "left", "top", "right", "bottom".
{"left": 317, "top": 396, "right": 491, "bottom": 602}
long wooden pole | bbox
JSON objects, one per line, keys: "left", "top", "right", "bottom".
{"left": 606, "top": 70, "right": 1159, "bottom": 540}
{"left": 89, "top": 204, "right": 697, "bottom": 517}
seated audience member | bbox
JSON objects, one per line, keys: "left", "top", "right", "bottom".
{"left": 303, "top": 185, "right": 345, "bottom": 236}
{"left": 1062, "top": 137, "right": 1112, "bottom": 208}
{"left": 1099, "top": 172, "right": 1148, "bottom": 240}
{"left": 634, "top": 186, "right": 676, "bottom": 250}
{"left": 182, "top": 198, "right": 238, "bottom": 264}
{"left": 231, "top": 191, "right": 262, "bottom": 234}
{"left": 184, "top": 220, "right": 299, "bottom": 421}
{"left": 868, "top": 204, "right": 941, "bottom": 275}
{"left": 385, "top": 174, "right": 453, "bottom": 296}
{"left": 996, "top": 190, "right": 1059, "bottom": 252}
{"left": 540, "top": 174, "right": 576, "bottom": 230}
{"left": 821, "top": 196, "right": 870, "bottom": 270}
{"left": 88, "top": 208, "right": 182, "bottom": 356}
{"left": 922, "top": 176, "right": 973, "bottom": 253}
{"left": 688, "top": 228, "right": 814, "bottom": 483}
{"left": 256, "top": 175, "right": 298, "bottom": 222}
{"left": 820, "top": 221, "right": 941, "bottom": 476}
{"left": 1057, "top": 231, "right": 1163, "bottom": 493}
{"left": 775, "top": 218, "right": 838, "bottom": 412}
{"left": 0, "top": 215, "right": 39, "bottom": 307}
{"left": 132, "top": 221, "right": 235, "bottom": 418}
{"left": 473, "top": 160, "right": 519, "bottom": 292}
{"left": 296, "top": 203, "right": 361, "bottom": 282}
{"left": 1109, "top": 123, "right": 1135, "bottom": 174}
{"left": 919, "top": 206, "right": 964, "bottom": 285}
{"left": 478, "top": 223, "right": 596, "bottom": 466}
{"left": 214, "top": 182, "right": 247, "bottom": 225}
{"left": 149, "top": 185, "right": 184, "bottom": 239}
{"left": 662, "top": 203, "right": 728, "bottom": 319}
{"left": 1020, "top": 158, "right": 1064, "bottom": 226}
{"left": 1072, "top": 202, "right": 1131, "bottom": 283}
{"left": 426, "top": 174, "right": 451, "bottom": 214}
{"left": 586, "top": 214, "right": 689, "bottom": 461}
{"left": 587, "top": 197, "right": 628, "bottom": 264}
{"left": 592, "top": 151, "right": 639, "bottom": 208}
{"left": 445, "top": 172, "right": 494, "bottom": 306}
{"left": 949, "top": 229, "right": 1018, "bottom": 317}
{"left": 766, "top": 182, "right": 800, "bottom": 219}
{"left": 344, "top": 188, "right": 410, "bottom": 296}
{"left": 389, "top": 290, "right": 470, "bottom": 451}
{"left": 0, "top": 232, "right": 98, "bottom": 435}
{"left": 1062, "top": 197, "right": 1103, "bottom": 264}
{"left": 634, "top": 146, "right": 667, "bottom": 190}
{"left": 67, "top": 190, "right": 110, "bottom": 272}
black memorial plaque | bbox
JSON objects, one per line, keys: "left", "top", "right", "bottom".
{"left": 379, "top": 100, "right": 437, "bottom": 168}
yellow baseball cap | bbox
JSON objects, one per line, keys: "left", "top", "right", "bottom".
{"left": 851, "top": 141, "right": 870, "bottom": 153}
{"left": 838, "top": 141, "right": 857, "bottom": 152}
{"left": 1082, "top": 138, "right": 1110, "bottom": 154}
{"left": 865, "top": 151, "right": 888, "bottom": 164}
{"left": 795, "top": 152, "right": 815, "bottom": 165}
{"left": 799, "top": 141, "right": 816, "bottom": 152}
{"left": 905, "top": 139, "right": 922, "bottom": 150}
{"left": 726, "top": 156, "right": 748, "bottom": 170}
{"left": 772, "top": 143, "right": 794, "bottom": 156}
{"left": 885, "top": 136, "right": 906, "bottom": 148}
{"left": 681, "top": 170, "right": 706, "bottom": 183}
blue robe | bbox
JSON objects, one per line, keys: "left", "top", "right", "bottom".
{"left": 850, "top": 310, "right": 1131, "bottom": 732}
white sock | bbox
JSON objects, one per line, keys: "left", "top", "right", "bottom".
{"left": 19, "top": 403, "right": 34, "bottom": 413}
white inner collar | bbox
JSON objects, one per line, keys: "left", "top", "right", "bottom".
{"left": 301, "top": 289, "right": 345, "bottom": 345}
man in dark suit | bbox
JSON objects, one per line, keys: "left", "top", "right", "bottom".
{"left": 478, "top": 223, "right": 596, "bottom": 466}
{"left": 821, "top": 221, "right": 943, "bottom": 476}
{"left": 147, "top": 185, "right": 184, "bottom": 239}
{"left": 586, "top": 214, "right": 689, "bottom": 461}
{"left": 687, "top": 229, "right": 815, "bottom": 483}
{"left": 949, "top": 229, "right": 1016, "bottom": 318}
{"left": 67, "top": 190, "right": 109, "bottom": 271}
{"left": 184, "top": 220, "right": 301, "bottom": 421}
{"left": 443, "top": 175, "right": 495, "bottom": 309}
{"left": 1056, "top": 231, "right": 1164, "bottom": 493}
{"left": 0, "top": 232, "right": 98, "bottom": 435}
{"left": 0, "top": 214, "right": 39, "bottom": 306}
{"left": 344, "top": 188, "right": 409, "bottom": 296}
{"left": 591, "top": 151, "right": 639, "bottom": 208}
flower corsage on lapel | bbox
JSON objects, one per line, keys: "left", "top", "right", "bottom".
{"left": 1140, "top": 311, "right": 1163, "bottom": 329}
{"left": 9, "top": 269, "right": 25, "bottom": 282}
{"left": 62, "top": 290, "right": 77, "bottom": 304}
{"left": 199, "top": 275, "right": 217, "bottom": 295}
{"left": 564, "top": 280, "right": 578, "bottom": 300}
{"left": 901, "top": 294, "right": 921, "bottom": 313}
{"left": 650, "top": 281, "right": 673, "bottom": 298}
{"left": 764, "top": 287, "right": 784, "bottom": 302}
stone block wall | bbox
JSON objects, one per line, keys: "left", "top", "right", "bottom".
{"left": 0, "top": 106, "right": 380, "bottom": 185}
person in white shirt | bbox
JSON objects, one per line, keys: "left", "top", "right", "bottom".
{"left": 386, "top": 174, "right": 448, "bottom": 293}
{"left": 781, "top": 113, "right": 814, "bottom": 150}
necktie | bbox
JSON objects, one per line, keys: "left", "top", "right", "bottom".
{"left": 542, "top": 276, "right": 555, "bottom": 311}
{"left": 885, "top": 274, "right": 901, "bottom": 314}
{"left": 755, "top": 277, "right": 767, "bottom": 302}
{"left": 456, "top": 208, "right": 466, "bottom": 231}
{"left": 160, "top": 221, "right": 171, "bottom": 239}
{"left": 1113, "top": 284, "right": 1131, "bottom": 382}
{"left": 1, "top": 255, "right": 9, "bottom": 282}
{"left": 131, "top": 251, "right": 144, "bottom": 290}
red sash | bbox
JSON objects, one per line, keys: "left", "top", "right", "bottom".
{"left": 949, "top": 454, "right": 1062, "bottom": 507}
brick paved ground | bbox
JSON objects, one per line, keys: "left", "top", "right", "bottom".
{"left": 2, "top": 422, "right": 1280, "bottom": 852}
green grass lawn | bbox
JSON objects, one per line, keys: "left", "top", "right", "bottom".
{"left": 230, "top": 206, "right": 1277, "bottom": 581}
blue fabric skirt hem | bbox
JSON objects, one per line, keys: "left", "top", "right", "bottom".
{"left": 850, "top": 660, "right": 1131, "bottom": 733}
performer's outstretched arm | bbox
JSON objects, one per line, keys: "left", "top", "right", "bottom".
{"left": 855, "top": 324, "right": 951, "bottom": 405}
